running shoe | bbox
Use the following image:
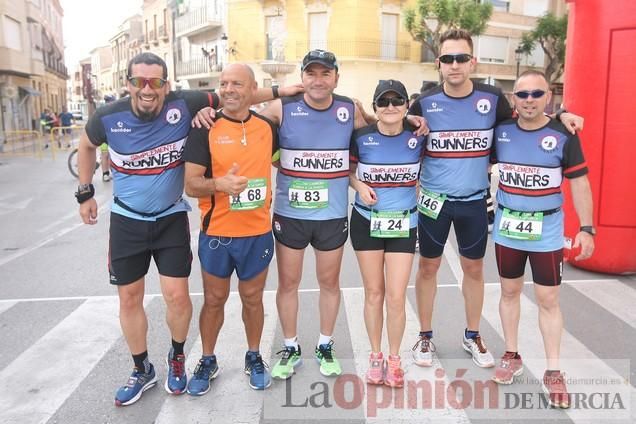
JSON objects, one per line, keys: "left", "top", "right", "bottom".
{"left": 462, "top": 333, "right": 495, "bottom": 368}
{"left": 315, "top": 340, "right": 342, "bottom": 377}
{"left": 114, "top": 364, "right": 157, "bottom": 406}
{"left": 492, "top": 352, "right": 523, "bottom": 385}
{"left": 366, "top": 352, "right": 384, "bottom": 385}
{"left": 245, "top": 351, "right": 271, "bottom": 390}
{"left": 271, "top": 345, "right": 302, "bottom": 380}
{"left": 384, "top": 355, "right": 404, "bottom": 388}
{"left": 102, "top": 173, "right": 111, "bottom": 182}
{"left": 412, "top": 334, "right": 436, "bottom": 367}
{"left": 542, "top": 371, "right": 570, "bottom": 408}
{"left": 165, "top": 349, "right": 187, "bottom": 395}
{"left": 187, "top": 356, "right": 220, "bottom": 396}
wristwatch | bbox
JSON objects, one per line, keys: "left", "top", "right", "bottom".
{"left": 75, "top": 183, "right": 95, "bottom": 204}
{"left": 579, "top": 225, "right": 596, "bottom": 236}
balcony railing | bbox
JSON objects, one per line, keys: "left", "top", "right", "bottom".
{"left": 176, "top": 58, "right": 223, "bottom": 79}
{"left": 175, "top": 6, "right": 222, "bottom": 37}
{"left": 295, "top": 39, "right": 411, "bottom": 62}
{"left": 158, "top": 25, "right": 168, "bottom": 41}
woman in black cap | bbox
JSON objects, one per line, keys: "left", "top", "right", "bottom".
{"left": 349, "top": 80, "right": 426, "bottom": 387}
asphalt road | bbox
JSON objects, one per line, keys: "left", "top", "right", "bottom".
{"left": 0, "top": 152, "right": 634, "bottom": 424}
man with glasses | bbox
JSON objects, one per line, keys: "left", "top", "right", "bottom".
{"left": 76, "top": 52, "right": 299, "bottom": 406}
{"left": 490, "top": 70, "right": 594, "bottom": 409}
{"left": 408, "top": 29, "right": 583, "bottom": 369}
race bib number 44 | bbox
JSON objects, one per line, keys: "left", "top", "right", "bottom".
{"left": 498, "top": 208, "right": 543, "bottom": 240}
{"left": 289, "top": 180, "right": 328, "bottom": 209}
{"left": 370, "top": 210, "right": 410, "bottom": 238}
{"left": 229, "top": 178, "right": 267, "bottom": 211}
{"left": 417, "top": 188, "right": 446, "bottom": 220}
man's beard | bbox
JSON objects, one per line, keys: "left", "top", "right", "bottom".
{"left": 136, "top": 109, "right": 156, "bottom": 121}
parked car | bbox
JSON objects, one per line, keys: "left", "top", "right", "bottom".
{"left": 70, "top": 110, "right": 83, "bottom": 121}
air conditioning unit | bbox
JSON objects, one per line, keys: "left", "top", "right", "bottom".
{"left": 1, "top": 85, "right": 18, "bottom": 99}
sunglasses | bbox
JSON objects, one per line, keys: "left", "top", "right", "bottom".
{"left": 375, "top": 97, "right": 406, "bottom": 108}
{"left": 438, "top": 53, "right": 473, "bottom": 64}
{"left": 514, "top": 90, "right": 546, "bottom": 99}
{"left": 127, "top": 77, "right": 167, "bottom": 89}
{"left": 303, "top": 50, "right": 337, "bottom": 67}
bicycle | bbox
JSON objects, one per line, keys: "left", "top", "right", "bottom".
{"left": 67, "top": 147, "right": 100, "bottom": 178}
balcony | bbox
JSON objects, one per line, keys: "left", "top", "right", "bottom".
{"left": 176, "top": 57, "right": 223, "bottom": 80}
{"left": 175, "top": 6, "right": 222, "bottom": 38}
{"left": 294, "top": 39, "right": 411, "bottom": 62}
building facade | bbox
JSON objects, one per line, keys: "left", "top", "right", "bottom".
{"left": 109, "top": 14, "right": 143, "bottom": 96}
{"left": 0, "top": 0, "right": 67, "bottom": 138}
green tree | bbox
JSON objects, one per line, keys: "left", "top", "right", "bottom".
{"left": 404, "top": 0, "right": 493, "bottom": 60}
{"left": 518, "top": 13, "right": 568, "bottom": 87}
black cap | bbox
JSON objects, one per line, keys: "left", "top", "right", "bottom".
{"left": 302, "top": 49, "right": 338, "bottom": 71}
{"left": 373, "top": 79, "right": 408, "bottom": 102}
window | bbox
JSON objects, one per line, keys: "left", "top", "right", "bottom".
{"left": 476, "top": 35, "right": 508, "bottom": 63}
{"left": 308, "top": 12, "right": 328, "bottom": 51}
{"left": 2, "top": 15, "right": 23, "bottom": 51}
{"left": 523, "top": 0, "right": 549, "bottom": 17}
{"left": 480, "top": 0, "right": 510, "bottom": 13}
{"left": 381, "top": 13, "right": 398, "bottom": 60}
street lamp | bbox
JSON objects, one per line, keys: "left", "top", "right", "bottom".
{"left": 514, "top": 45, "right": 524, "bottom": 79}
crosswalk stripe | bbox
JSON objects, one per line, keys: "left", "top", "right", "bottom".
{"left": 155, "top": 291, "right": 278, "bottom": 423}
{"left": 481, "top": 285, "right": 634, "bottom": 422}
{"left": 0, "top": 300, "right": 16, "bottom": 315}
{"left": 342, "top": 288, "right": 470, "bottom": 422}
{"left": 566, "top": 279, "right": 636, "bottom": 329}
{"left": 0, "top": 297, "right": 121, "bottom": 424}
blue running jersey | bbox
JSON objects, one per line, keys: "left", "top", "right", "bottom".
{"left": 492, "top": 118, "right": 588, "bottom": 251}
{"left": 350, "top": 122, "right": 425, "bottom": 228}
{"left": 409, "top": 83, "right": 512, "bottom": 200}
{"left": 274, "top": 94, "right": 355, "bottom": 220}
{"left": 85, "top": 91, "right": 217, "bottom": 220}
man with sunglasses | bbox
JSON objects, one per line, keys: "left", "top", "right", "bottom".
{"left": 76, "top": 52, "right": 300, "bottom": 406}
{"left": 408, "top": 29, "right": 583, "bottom": 370}
{"left": 490, "top": 70, "right": 594, "bottom": 409}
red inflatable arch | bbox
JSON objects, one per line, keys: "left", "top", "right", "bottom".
{"left": 562, "top": 0, "right": 636, "bottom": 274}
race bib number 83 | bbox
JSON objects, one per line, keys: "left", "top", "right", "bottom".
{"left": 289, "top": 180, "right": 328, "bottom": 209}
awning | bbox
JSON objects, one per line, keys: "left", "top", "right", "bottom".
{"left": 19, "top": 86, "right": 41, "bottom": 96}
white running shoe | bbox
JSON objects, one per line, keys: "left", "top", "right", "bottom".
{"left": 462, "top": 333, "right": 495, "bottom": 368}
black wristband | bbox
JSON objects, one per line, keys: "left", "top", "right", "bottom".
{"left": 75, "top": 183, "right": 95, "bottom": 204}
{"left": 555, "top": 108, "right": 567, "bottom": 121}
{"left": 272, "top": 86, "right": 279, "bottom": 99}
{"left": 579, "top": 225, "right": 596, "bottom": 236}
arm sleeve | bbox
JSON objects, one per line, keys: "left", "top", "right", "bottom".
{"left": 270, "top": 121, "right": 279, "bottom": 157}
{"left": 182, "top": 90, "right": 219, "bottom": 117}
{"left": 562, "top": 133, "right": 589, "bottom": 178}
{"left": 182, "top": 126, "right": 211, "bottom": 168}
{"left": 84, "top": 111, "right": 107, "bottom": 146}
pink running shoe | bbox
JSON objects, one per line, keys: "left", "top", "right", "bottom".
{"left": 492, "top": 352, "right": 523, "bottom": 385}
{"left": 366, "top": 352, "right": 384, "bottom": 385}
{"left": 384, "top": 355, "right": 404, "bottom": 388}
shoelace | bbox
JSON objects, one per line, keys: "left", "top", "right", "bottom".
{"left": 386, "top": 358, "right": 403, "bottom": 377}
{"left": 169, "top": 356, "right": 185, "bottom": 378}
{"left": 412, "top": 336, "right": 436, "bottom": 353}
{"left": 125, "top": 374, "right": 139, "bottom": 389}
{"left": 248, "top": 354, "right": 269, "bottom": 374}
{"left": 275, "top": 346, "right": 296, "bottom": 365}
{"left": 472, "top": 335, "right": 487, "bottom": 354}
{"left": 193, "top": 359, "right": 213, "bottom": 379}
{"left": 499, "top": 352, "right": 517, "bottom": 369}
{"left": 545, "top": 373, "right": 567, "bottom": 392}
{"left": 318, "top": 341, "right": 335, "bottom": 362}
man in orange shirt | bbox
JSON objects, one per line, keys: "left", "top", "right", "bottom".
{"left": 183, "top": 63, "right": 278, "bottom": 394}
